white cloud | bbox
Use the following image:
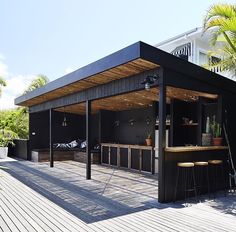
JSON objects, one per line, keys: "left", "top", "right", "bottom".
{"left": 65, "top": 67, "right": 75, "bottom": 74}
{"left": 0, "top": 57, "right": 36, "bottom": 110}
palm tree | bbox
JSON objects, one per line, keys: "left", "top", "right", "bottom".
{"left": 24, "top": 74, "right": 49, "bottom": 94}
{"left": 203, "top": 3, "right": 236, "bottom": 75}
{"left": 0, "top": 76, "right": 6, "bottom": 97}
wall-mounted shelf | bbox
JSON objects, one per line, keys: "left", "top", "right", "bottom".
{"left": 181, "top": 123, "right": 198, "bottom": 126}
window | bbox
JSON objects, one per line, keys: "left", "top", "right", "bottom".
{"left": 199, "top": 52, "right": 208, "bottom": 66}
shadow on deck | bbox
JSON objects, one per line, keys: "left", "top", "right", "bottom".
{"left": 0, "top": 159, "right": 167, "bottom": 223}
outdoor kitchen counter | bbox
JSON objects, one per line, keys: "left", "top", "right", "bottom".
{"left": 165, "top": 146, "right": 228, "bottom": 153}
{"left": 101, "top": 143, "right": 154, "bottom": 173}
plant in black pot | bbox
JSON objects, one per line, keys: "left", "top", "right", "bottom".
{"left": 211, "top": 116, "right": 223, "bottom": 146}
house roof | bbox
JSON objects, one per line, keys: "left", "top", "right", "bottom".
{"left": 155, "top": 27, "right": 201, "bottom": 47}
{"left": 15, "top": 41, "right": 236, "bottom": 108}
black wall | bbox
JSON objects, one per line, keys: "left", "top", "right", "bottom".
{"left": 223, "top": 94, "right": 236, "bottom": 169}
{"left": 29, "top": 110, "right": 85, "bottom": 150}
{"left": 29, "top": 105, "right": 157, "bottom": 150}
{"left": 97, "top": 106, "right": 157, "bottom": 145}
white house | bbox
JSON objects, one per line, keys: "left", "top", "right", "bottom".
{"left": 155, "top": 27, "right": 231, "bottom": 78}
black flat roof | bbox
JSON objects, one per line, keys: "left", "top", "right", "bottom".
{"left": 15, "top": 41, "right": 236, "bottom": 106}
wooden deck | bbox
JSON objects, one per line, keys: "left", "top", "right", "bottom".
{"left": 0, "top": 158, "right": 235, "bottom": 231}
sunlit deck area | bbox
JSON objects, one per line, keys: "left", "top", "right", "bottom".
{"left": 0, "top": 158, "right": 235, "bottom": 231}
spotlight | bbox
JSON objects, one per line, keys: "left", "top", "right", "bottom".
{"left": 141, "top": 75, "right": 159, "bottom": 90}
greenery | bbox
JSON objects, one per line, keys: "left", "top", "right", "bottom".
{"left": 0, "top": 107, "right": 29, "bottom": 139}
{"left": 211, "top": 115, "right": 222, "bottom": 138}
{"left": 146, "top": 132, "right": 152, "bottom": 139}
{"left": 203, "top": 3, "right": 236, "bottom": 76}
{"left": 0, "top": 129, "right": 18, "bottom": 147}
{"left": 0, "top": 75, "right": 49, "bottom": 146}
{"left": 0, "top": 76, "right": 6, "bottom": 97}
{"left": 24, "top": 74, "right": 49, "bottom": 94}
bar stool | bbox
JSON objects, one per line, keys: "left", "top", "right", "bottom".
{"left": 174, "top": 162, "right": 197, "bottom": 203}
{"left": 194, "top": 161, "right": 210, "bottom": 198}
{"left": 208, "top": 159, "right": 226, "bottom": 197}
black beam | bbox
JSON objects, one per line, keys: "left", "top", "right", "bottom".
{"left": 140, "top": 42, "right": 236, "bottom": 96}
{"left": 86, "top": 100, "right": 91, "bottom": 179}
{"left": 29, "top": 68, "right": 160, "bottom": 113}
{"left": 158, "top": 69, "right": 166, "bottom": 203}
{"left": 49, "top": 109, "right": 54, "bottom": 168}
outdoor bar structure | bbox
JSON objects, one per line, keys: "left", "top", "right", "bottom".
{"left": 15, "top": 42, "right": 236, "bottom": 203}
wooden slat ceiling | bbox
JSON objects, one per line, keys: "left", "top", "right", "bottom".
{"left": 21, "top": 58, "right": 159, "bottom": 107}
{"left": 55, "top": 87, "right": 218, "bottom": 115}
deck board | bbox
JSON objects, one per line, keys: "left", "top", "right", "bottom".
{"left": 0, "top": 158, "right": 235, "bottom": 231}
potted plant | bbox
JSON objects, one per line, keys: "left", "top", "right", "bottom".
{"left": 145, "top": 133, "right": 152, "bottom": 146}
{"left": 211, "top": 117, "right": 223, "bottom": 146}
{"left": 0, "top": 129, "right": 17, "bottom": 158}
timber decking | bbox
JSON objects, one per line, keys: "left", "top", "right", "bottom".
{"left": 0, "top": 158, "right": 235, "bottom": 231}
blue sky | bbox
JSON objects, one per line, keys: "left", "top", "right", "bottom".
{"left": 0, "top": 0, "right": 235, "bottom": 108}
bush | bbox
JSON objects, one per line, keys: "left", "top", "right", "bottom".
{"left": 0, "top": 129, "right": 18, "bottom": 147}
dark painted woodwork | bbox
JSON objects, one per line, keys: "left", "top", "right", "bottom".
{"left": 99, "top": 110, "right": 115, "bottom": 143}
{"left": 86, "top": 100, "right": 91, "bottom": 179}
{"left": 113, "top": 106, "right": 155, "bottom": 145}
{"left": 158, "top": 70, "right": 167, "bottom": 203}
{"left": 164, "top": 149, "right": 228, "bottom": 202}
{"left": 15, "top": 42, "right": 143, "bottom": 106}
{"left": 102, "top": 146, "right": 109, "bottom": 164}
{"left": 131, "top": 149, "right": 139, "bottom": 170}
{"left": 172, "top": 100, "right": 199, "bottom": 146}
{"left": 29, "top": 111, "right": 85, "bottom": 150}
{"left": 120, "top": 148, "right": 128, "bottom": 168}
{"left": 28, "top": 68, "right": 161, "bottom": 113}
{"left": 110, "top": 147, "right": 117, "bottom": 166}
{"left": 49, "top": 109, "right": 54, "bottom": 168}
{"left": 142, "top": 150, "right": 152, "bottom": 172}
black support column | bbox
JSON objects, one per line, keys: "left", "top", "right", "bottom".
{"left": 49, "top": 108, "right": 54, "bottom": 168}
{"left": 158, "top": 70, "right": 167, "bottom": 203}
{"left": 86, "top": 100, "right": 91, "bottom": 179}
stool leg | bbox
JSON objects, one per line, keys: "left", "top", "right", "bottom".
{"left": 221, "top": 164, "right": 227, "bottom": 197}
{"left": 192, "top": 167, "right": 198, "bottom": 202}
{"left": 206, "top": 166, "right": 210, "bottom": 199}
{"left": 174, "top": 167, "right": 180, "bottom": 202}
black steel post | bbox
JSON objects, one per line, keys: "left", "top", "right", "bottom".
{"left": 158, "top": 70, "right": 167, "bottom": 203}
{"left": 49, "top": 108, "right": 54, "bottom": 168}
{"left": 86, "top": 100, "right": 91, "bottom": 179}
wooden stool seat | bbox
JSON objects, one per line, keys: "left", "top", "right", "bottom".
{"left": 194, "top": 161, "right": 208, "bottom": 166}
{"left": 177, "top": 162, "right": 194, "bottom": 168}
{"left": 208, "top": 160, "right": 223, "bottom": 165}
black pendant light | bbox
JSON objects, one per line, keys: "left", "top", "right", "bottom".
{"left": 62, "top": 108, "right": 67, "bottom": 127}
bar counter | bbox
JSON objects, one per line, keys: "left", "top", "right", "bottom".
{"left": 164, "top": 145, "right": 228, "bottom": 201}
{"left": 165, "top": 146, "right": 228, "bottom": 153}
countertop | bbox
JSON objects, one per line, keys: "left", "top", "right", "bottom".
{"left": 165, "top": 146, "right": 228, "bottom": 153}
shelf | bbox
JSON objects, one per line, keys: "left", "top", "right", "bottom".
{"left": 181, "top": 123, "right": 198, "bottom": 126}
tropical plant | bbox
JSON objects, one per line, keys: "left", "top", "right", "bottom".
{"left": 0, "top": 107, "right": 29, "bottom": 139}
{"left": 210, "top": 115, "right": 222, "bottom": 138}
{"left": 203, "top": 3, "right": 236, "bottom": 75}
{"left": 0, "top": 129, "right": 18, "bottom": 147}
{"left": 0, "top": 76, "right": 6, "bottom": 97}
{"left": 24, "top": 74, "right": 49, "bottom": 94}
